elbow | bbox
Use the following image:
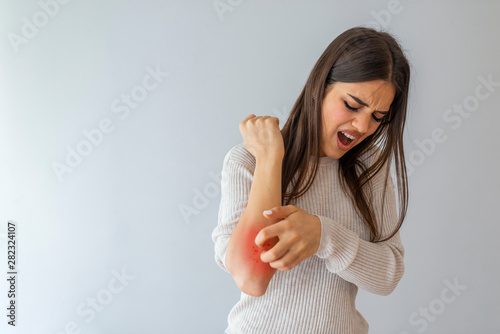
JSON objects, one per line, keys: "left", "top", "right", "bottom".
{"left": 225, "top": 233, "right": 277, "bottom": 297}
{"left": 379, "top": 265, "right": 405, "bottom": 296}
{"left": 378, "top": 282, "right": 399, "bottom": 296}
{"left": 233, "top": 274, "right": 270, "bottom": 297}
{"left": 378, "top": 249, "right": 405, "bottom": 296}
{"left": 369, "top": 276, "right": 402, "bottom": 296}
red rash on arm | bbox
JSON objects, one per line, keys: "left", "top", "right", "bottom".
{"left": 243, "top": 225, "right": 279, "bottom": 275}
{"left": 225, "top": 156, "right": 282, "bottom": 296}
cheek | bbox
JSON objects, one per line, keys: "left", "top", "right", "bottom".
{"left": 323, "top": 107, "right": 350, "bottom": 132}
{"left": 365, "top": 122, "right": 382, "bottom": 138}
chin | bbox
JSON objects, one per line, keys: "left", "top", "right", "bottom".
{"left": 324, "top": 148, "right": 344, "bottom": 160}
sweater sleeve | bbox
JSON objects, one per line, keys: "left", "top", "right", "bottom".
{"left": 211, "top": 146, "right": 255, "bottom": 273}
{"left": 314, "top": 163, "right": 405, "bottom": 296}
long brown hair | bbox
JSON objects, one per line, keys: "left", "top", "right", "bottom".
{"left": 280, "top": 27, "right": 410, "bottom": 243}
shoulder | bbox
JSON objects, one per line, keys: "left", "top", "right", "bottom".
{"left": 222, "top": 142, "right": 256, "bottom": 172}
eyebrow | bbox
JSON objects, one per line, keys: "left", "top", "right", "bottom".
{"left": 347, "top": 94, "right": 389, "bottom": 114}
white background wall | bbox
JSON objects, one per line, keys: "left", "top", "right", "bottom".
{"left": 1, "top": 1, "right": 499, "bottom": 333}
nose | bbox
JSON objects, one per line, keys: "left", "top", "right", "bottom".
{"left": 352, "top": 112, "right": 371, "bottom": 135}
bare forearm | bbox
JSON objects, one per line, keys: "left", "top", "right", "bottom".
{"left": 245, "top": 157, "right": 282, "bottom": 222}
{"left": 226, "top": 156, "right": 282, "bottom": 296}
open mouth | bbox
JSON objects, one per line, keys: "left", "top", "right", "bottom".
{"left": 337, "top": 131, "right": 357, "bottom": 150}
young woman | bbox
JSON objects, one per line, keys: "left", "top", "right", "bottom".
{"left": 212, "top": 26, "right": 410, "bottom": 334}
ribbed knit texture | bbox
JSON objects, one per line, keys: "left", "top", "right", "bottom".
{"left": 211, "top": 143, "right": 405, "bottom": 334}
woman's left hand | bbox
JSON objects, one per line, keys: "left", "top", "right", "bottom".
{"left": 255, "top": 205, "right": 322, "bottom": 271}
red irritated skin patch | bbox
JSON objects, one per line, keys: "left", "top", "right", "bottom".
{"left": 244, "top": 225, "right": 278, "bottom": 275}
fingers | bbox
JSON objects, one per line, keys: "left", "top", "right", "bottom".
{"left": 260, "top": 239, "right": 288, "bottom": 263}
{"left": 240, "top": 114, "right": 279, "bottom": 125}
{"left": 239, "top": 114, "right": 255, "bottom": 131}
{"left": 241, "top": 114, "right": 256, "bottom": 122}
{"left": 257, "top": 221, "right": 302, "bottom": 270}
{"left": 263, "top": 205, "right": 298, "bottom": 220}
{"left": 255, "top": 222, "right": 282, "bottom": 247}
{"left": 262, "top": 244, "right": 303, "bottom": 271}
{"left": 271, "top": 252, "right": 302, "bottom": 271}
{"left": 258, "top": 206, "right": 321, "bottom": 271}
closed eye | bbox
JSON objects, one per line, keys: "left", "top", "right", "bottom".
{"left": 344, "top": 100, "right": 384, "bottom": 123}
{"left": 343, "top": 100, "right": 358, "bottom": 111}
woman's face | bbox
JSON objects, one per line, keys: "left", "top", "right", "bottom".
{"left": 319, "top": 80, "right": 396, "bottom": 159}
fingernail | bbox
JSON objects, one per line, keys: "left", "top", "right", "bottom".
{"left": 264, "top": 210, "right": 272, "bottom": 215}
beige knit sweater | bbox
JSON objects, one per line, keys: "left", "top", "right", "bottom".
{"left": 211, "top": 143, "right": 405, "bottom": 334}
